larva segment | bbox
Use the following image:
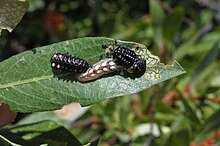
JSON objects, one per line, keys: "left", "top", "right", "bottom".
{"left": 50, "top": 53, "right": 90, "bottom": 74}
{"left": 102, "top": 41, "right": 147, "bottom": 76}
{"left": 76, "top": 58, "right": 122, "bottom": 82}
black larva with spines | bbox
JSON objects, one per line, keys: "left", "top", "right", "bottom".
{"left": 50, "top": 53, "right": 90, "bottom": 73}
{"left": 113, "top": 47, "right": 137, "bottom": 68}
{"left": 103, "top": 40, "right": 147, "bottom": 76}
{"left": 113, "top": 47, "right": 146, "bottom": 75}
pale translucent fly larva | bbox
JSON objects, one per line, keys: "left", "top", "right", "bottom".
{"left": 76, "top": 58, "right": 122, "bottom": 82}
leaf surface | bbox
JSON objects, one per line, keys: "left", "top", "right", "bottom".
{"left": 0, "top": 0, "right": 29, "bottom": 34}
{"left": 0, "top": 120, "right": 82, "bottom": 146}
{"left": 0, "top": 37, "right": 185, "bottom": 112}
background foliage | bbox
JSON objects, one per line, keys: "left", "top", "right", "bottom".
{"left": 0, "top": 0, "right": 220, "bottom": 146}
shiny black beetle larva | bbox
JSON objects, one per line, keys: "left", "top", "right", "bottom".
{"left": 50, "top": 53, "right": 90, "bottom": 73}
{"left": 102, "top": 42, "right": 146, "bottom": 75}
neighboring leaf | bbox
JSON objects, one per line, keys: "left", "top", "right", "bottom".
{"left": 155, "top": 102, "right": 178, "bottom": 123}
{"left": 163, "top": 8, "right": 184, "bottom": 41}
{"left": 192, "top": 62, "right": 219, "bottom": 96}
{"left": 0, "top": 0, "right": 29, "bottom": 34}
{"left": 174, "top": 33, "right": 198, "bottom": 61}
{"left": 194, "top": 109, "right": 220, "bottom": 143}
{"left": 192, "top": 41, "right": 219, "bottom": 80}
{"left": 28, "top": 0, "right": 45, "bottom": 12}
{"left": 0, "top": 135, "right": 20, "bottom": 146}
{"left": 156, "top": 102, "right": 178, "bottom": 115}
{"left": 188, "top": 32, "right": 220, "bottom": 56}
{"left": 179, "top": 94, "right": 201, "bottom": 128}
{"left": 150, "top": 0, "right": 165, "bottom": 48}
{"left": 162, "top": 114, "right": 191, "bottom": 146}
{"left": 163, "top": 129, "right": 190, "bottom": 146}
{"left": 16, "top": 104, "right": 89, "bottom": 127}
{"left": 170, "top": 114, "right": 191, "bottom": 133}
{"left": 174, "top": 32, "right": 220, "bottom": 61}
{"left": 0, "top": 120, "right": 82, "bottom": 146}
{"left": 210, "top": 74, "right": 220, "bottom": 87}
{"left": 0, "top": 37, "right": 185, "bottom": 112}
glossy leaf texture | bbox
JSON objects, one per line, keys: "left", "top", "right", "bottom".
{"left": 0, "top": 37, "right": 185, "bottom": 112}
{"left": 0, "top": 0, "right": 29, "bottom": 34}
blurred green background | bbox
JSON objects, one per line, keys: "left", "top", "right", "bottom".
{"left": 1, "top": 0, "right": 220, "bottom": 145}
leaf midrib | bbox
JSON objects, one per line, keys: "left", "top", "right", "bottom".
{"left": 0, "top": 75, "right": 54, "bottom": 89}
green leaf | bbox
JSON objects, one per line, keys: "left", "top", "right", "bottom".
{"left": 150, "top": 0, "right": 165, "bottom": 48}
{"left": 15, "top": 104, "right": 89, "bottom": 127}
{"left": 192, "top": 62, "right": 219, "bottom": 96}
{"left": 162, "top": 114, "right": 191, "bottom": 146}
{"left": 171, "top": 114, "right": 191, "bottom": 133}
{"left": 174, "top": 33, "right": 198, "bottom": 61}
{"left": 0, "top": 135, "right": 20, "bottom": 146}
{"left": 195, "top": 109, "right": 220, "bottom": 143}
{"left": 0, "top": 120, "right": 82, "bottom": 146}
{"left": 0, "top": 0, "right": 29, "bottom": 34}
{"left": 163, "top": 8, "right": 184, "bottom": 41}
{"left": 28, "top": 0, "right": 45, "bottom": 12}
{"left": 0, "top": 37, "right": 185, "bottom": 112}
{"left": 192, "top": 41, "right": 219, "bottom": 80}
{"left": 163, "top": 129, "right": 190, "bottom": 146}
{"left": 179, "top": 94, "right": 201, "bottom": 128}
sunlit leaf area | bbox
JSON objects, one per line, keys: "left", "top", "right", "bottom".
{"left": 0, "top": 0, "right": 220, "bottom": 146}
